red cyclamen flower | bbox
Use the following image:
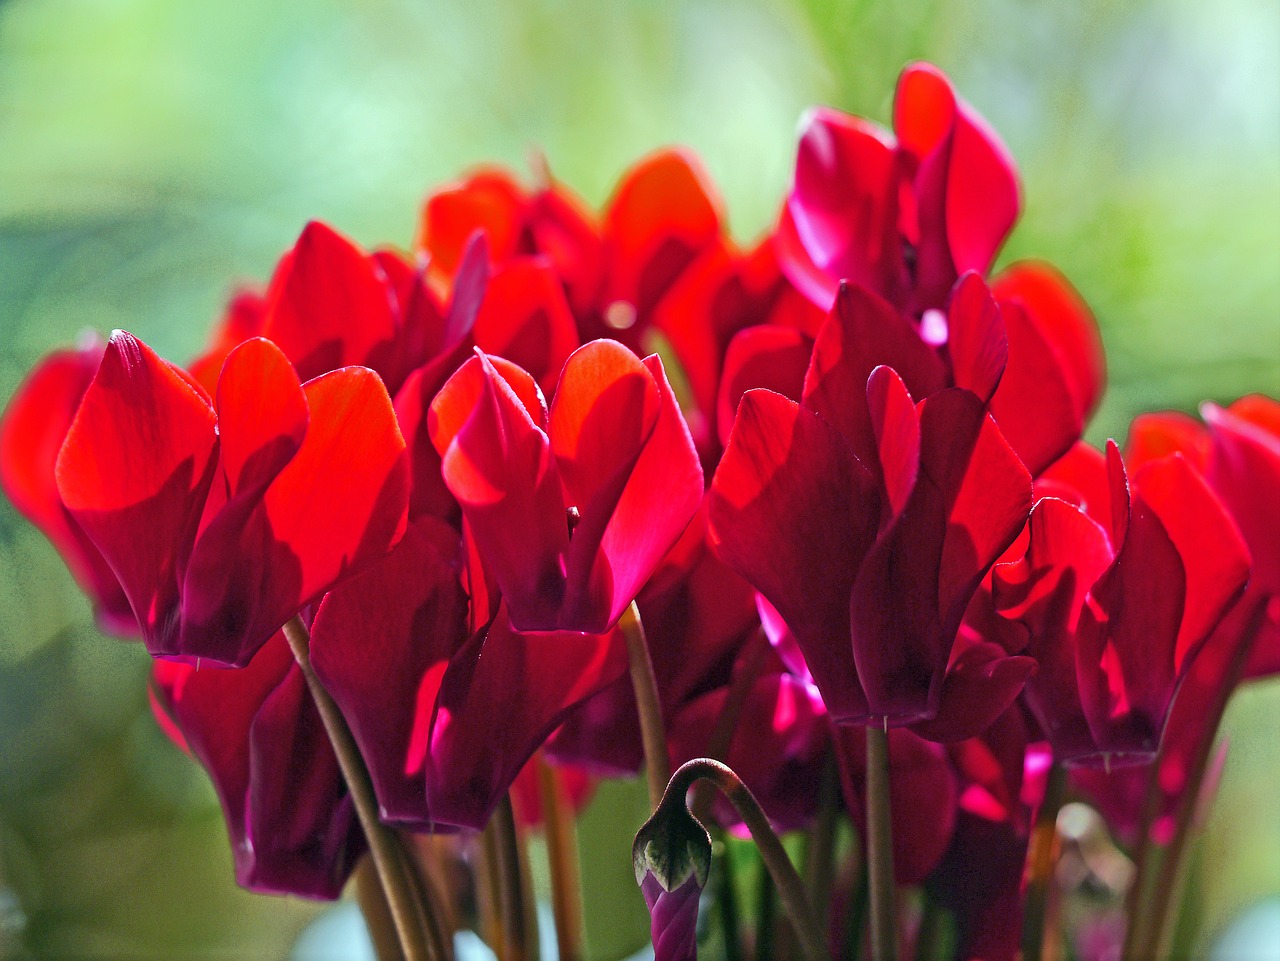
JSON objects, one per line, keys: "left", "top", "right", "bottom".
{"left": 995, "top": 441, "right": 1250, "bottom": 765}
{"left": 56, "top": 332, "right": 408, "bottom": 666}
{"left": 428, "top": 339, "right": 703, "bottom": 634}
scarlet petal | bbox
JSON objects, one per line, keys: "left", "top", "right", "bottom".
{"left": 992, "top": 261, "right": 1105, "bottom": 423}
{"left": 416, "top": 169, "right": 528, "bottom": 273}
{"left": 1204, "top": 398, "right": 1280, "bottom": 595}
{"left": 431, "top": 353, "right": 568, "bottom": 630}
{"left": 310, "top": 519, "right": 468, "bottom": 828}
{"left": 424, "top": 608, "right": 627, "bottom": 830}
{"left": 717, "top": 325, "right": 814, "bottom": 447}
{"left": 554, "top": 343, "right": 704, "bottom": 631}
{"left": 788, "top": 108, "right": 901, "bottom": 304}
{"left": 708, "top": 389, "right": 878, "bottom": 722}
{"left": 802, "top": 283, "right": 946, "bottom": 468}
{"left": 188, "top": 290, "right": 268, "bottom": 396}
{"left": 945, "top": 272, "right": 1007, "bottom": 404}
{"left": 0, "top": 339, "right": 134, "bottom": 632}
{"left": 603, "top": 150, "right": 723, "bottom": 316}
{"left": 1126, "top": 411, "right": 1210, "bottom": 471}
{"left": 896, "top": 63, "right": 1020, "bottom": 281}
{"left": 988, "top": 300, "right": 1082, "bottom": 476}
{"left": 474, "top": 256, "right": 580, "bottom": 394}
{"left": 1132, "top": 453, "right": 1251, "bottom": 670}
{"left": 57, "top": 332, "right": 219, "bottom": 656}
{"left": 214, "top": 338, "right": 308, "bottom": 497}
{"left": 261, "top": 221, "right": 398, "bottom": 381}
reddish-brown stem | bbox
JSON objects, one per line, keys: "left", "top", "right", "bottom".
{"left": 1021, "top": 762, "right": 1067, "bottom": 961}
{"left": 537, "top": 760, "right": 583, "bottom": 961}
{"left": 283, "top": 616, "right": 446, "bottom": 961}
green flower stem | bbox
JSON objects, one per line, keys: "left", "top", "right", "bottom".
{"left": 803, "top": 752, "right": 840, "bottom": 916}
{"left": 621, "top": 601, "right": 669, "bottom": 808}
{"left": 537, "top": 759, "right": 584, "bottom": 961}
{"left": 660, "top": 758, "right": 832, "bottom": 961}
{"left": 865, "top": 724, "right": 898, "bottom": 961}
{"left": 282, "top": 616, "right": 447, "bottom": 961}
{"left": 1021, "top": 761, "right": 1066, "bottom": 961}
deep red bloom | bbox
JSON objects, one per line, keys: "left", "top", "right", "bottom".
{"left": 56, "top": 332, "right": 409, "bottom": 666}
{"left": 708, "top": 281, "right": 1034, "bottom": 734}
{"left": 150, "top": 631, "right": 362, "bottom": 899}
{"left": 0, "top": 336, "right": 134, "bottom": 634}
{"left": 308, "top": 518, "right": 627, "bottom": 831}
{"left": 782, "top": 62, "right": 1019, "bottom": 315}
{"left": 995, "top": 442, "right": 1250, "bottom": 765}
{"left": 428, "top": 340, "right": 703, "bottom": 634}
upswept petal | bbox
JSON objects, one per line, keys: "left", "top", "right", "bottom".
{"left": 260, "top": 222, "right": 398, "bottom": 382}
{"left": 895, "top": 62, "right": 1020, "bottom": 285}
{"left": 908, "top": 639, "right": 1035, "bottom": 743}
{"left": 431, "top": 352, "right": 568, "bottom": 629}
{"left": 716, "top": 325, "right": 814, "bottom": 447}
{"left": 987, "top": 300, "right": 1082, "bottom": 476}
{"left": 787, "top": 108, "right": 900, "bottom": 304}
{"left": 214, "top": 338, "right": 308, "bottom": 498}
{"left": 1131, "top": 453, "right": 1251, "bottom": 671}
{"left": 554, "top": 345, "right": 703, "bottom": 632}
{"left": 473, "top": 256, "right": 580, "bottom": 394}
{"left": 1204, "top": 397, "right": 1280, "bottom": 595}
{"left": 1126, "top": 411, "right": 1210, "bottom": 470}
{"left": 57, "top": 331, "right": 219, "bottom": 656}
{"left": 801, "top": 283, "right": 946, "bottom": 467}
{"left": 992, "top": 262, "right": 1105, "bottom": 423}
{"left": 602, "top": 149, "right": 723, "bottom": 318}
{"left": 708, "top": 389, "right": 878, "bottom": 722}
{"left": 945, "top": 271, "right": 1007, "bottom": 404}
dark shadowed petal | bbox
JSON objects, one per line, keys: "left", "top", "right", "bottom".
{"left": 1204, "top": 397, "right": 1280, "bottom": 595}
{"left": 802, "top": 283, "right": 945, "bottom": 468}
{"left": 708, "top": 388, "right": 878, "bottom": 723}
{"left": 909, "top": 638, "right": 1035, "bottom": 743}
{"left": 310, "top": 518, "right": 468, "bottom": 828}
{"left": 945, "top": 271, "right": 1007, "bottom": 404}
{"left": 423, "top": 607, "right": 627, "bottom": 830}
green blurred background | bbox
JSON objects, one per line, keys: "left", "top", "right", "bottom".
{"left": 0, "top": 0, "right": 1276, "bottom": 958}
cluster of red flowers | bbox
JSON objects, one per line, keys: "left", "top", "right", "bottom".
{"left": 2, "top": 62, "right": 1276, "bottom": 961}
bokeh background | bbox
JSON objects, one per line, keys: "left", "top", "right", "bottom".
{"left": 0, "top": 0, "right": 1277, "bottom": 958}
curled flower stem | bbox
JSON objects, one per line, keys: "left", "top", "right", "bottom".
{"left": 282, "top": 616, "right": 447, "bottom": 961}
{"left": 659, "top": 758, "right": 831, "bottom": 961}
{"left": 865, "top": 724, "right": 899, "bottom": 961}
{"left": 537, "top": 759, "right": 583, "bottom": 961}
{"left": 1021, "top": 761, "right": 1066, "bottom": 961}
{"left": 621, "top": 601, "right": 669, "bottom": 808}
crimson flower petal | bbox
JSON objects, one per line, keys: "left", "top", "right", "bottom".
{"left": 945, "top": 271, "right": 1007, "bottom": 404}
{"left": 895, "top": 63, "right": 1020, "bottom": 285}
{"left": 430, "top": 352, "right": 569, "bottom": 630}
{"left": 1204, "top": 397, "right": 1280, "bottom": 595}
{"left": 716, "top": 325, "right": 814, "bottom": 447}
{"left": 57, "top": 331, "right": 219, "bottom": 656}
{"left": 551, "top": 342, "right": 703, "bottom": 632}
{"left": 992, "top": 261, "right": 1105, "bottom": 424}
{"left": 908, "top": 639, "right": 1036, "bottom": 743}
{"left": 473, "top": 256, "right": 580, "bottom": 394}
{"left": 260, "top": 221, "right": 398, "bottom": 382}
